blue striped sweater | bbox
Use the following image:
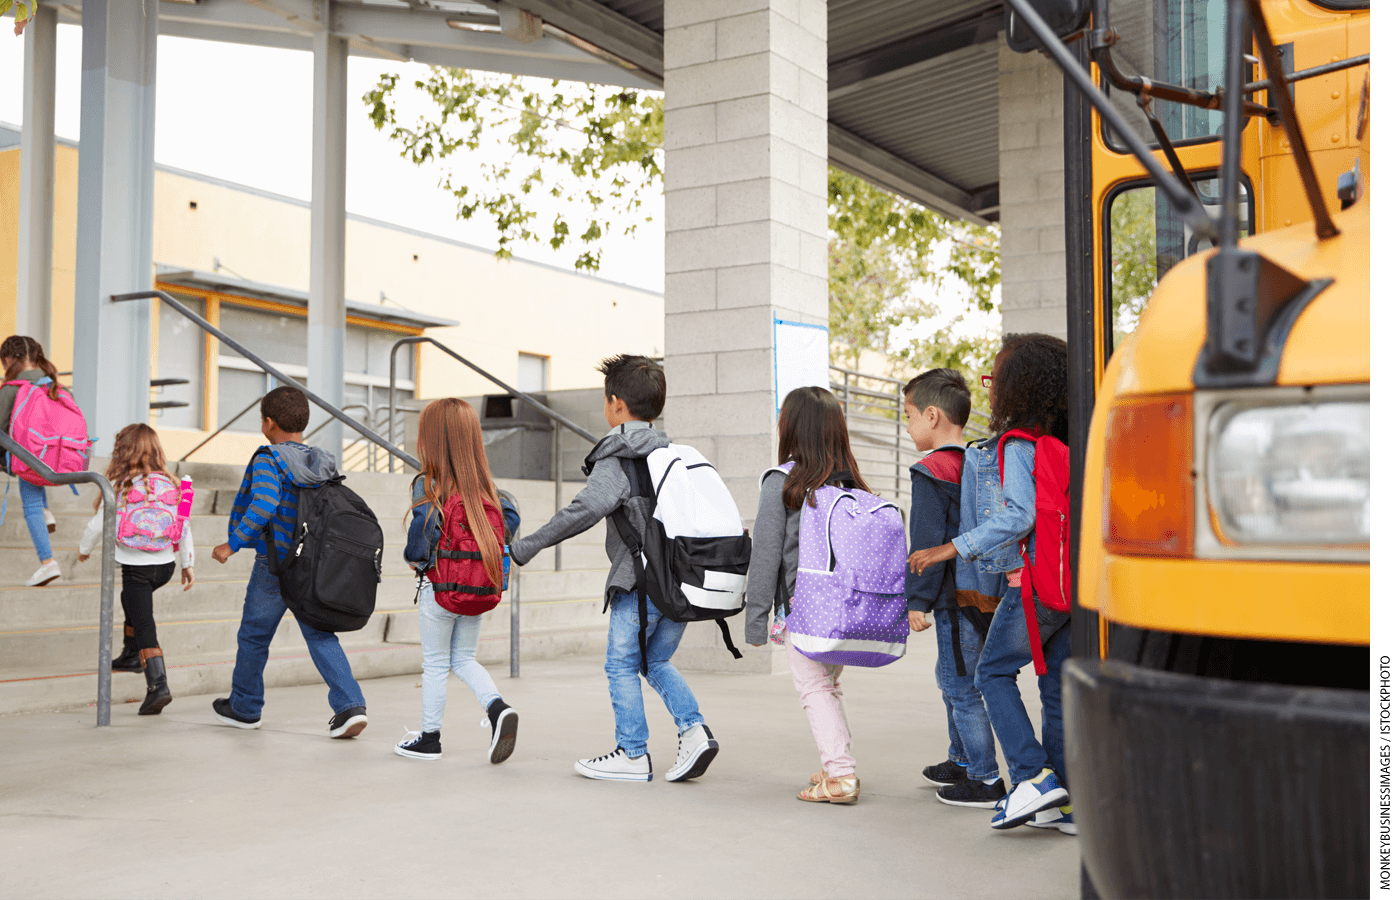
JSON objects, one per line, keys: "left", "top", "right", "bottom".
{"left": 227, "top": 443, "right": 339, "bottom": 558}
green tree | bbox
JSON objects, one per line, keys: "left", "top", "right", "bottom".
{"left": 3, "top": 0, "right": 35, "bottom": 35}
{"left": 1108, "top": 187, "right": 1159, "bottom": 346}
{"left": 365, "top": 69, "right": 1001, "bottom": 385}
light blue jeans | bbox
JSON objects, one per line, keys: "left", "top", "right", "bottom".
{"left": 605, "top": 591, "right": 703, "bottom": 759}
{"left": 934, "top": 608, "right": 999, "bottom": 781}
{"left": 20, "top": 479, "right": 51, "bottom": 562}
{"left": 418, "top": 585, "right": 502, "bottom": 734}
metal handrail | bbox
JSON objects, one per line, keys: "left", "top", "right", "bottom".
{"left": 388, "top": 336, "right": 597, "bottom": 474}
{"left": 179, "top": 395, "right": 262, "bottom": 462}
{"left": 0, "top": 432, "right": 117, "bottom": 727}
{"left": 113, "top": 291, "right": 421, "bottom": 470}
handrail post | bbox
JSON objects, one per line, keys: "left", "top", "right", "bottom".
{"left": 553, "top": 420, "right": 563, "bottom": 572}
{"left": 0, "top": 432, "right": 116, "bottom": 726}
{"left": 510, "top": 560, "right": 521, "bottom": 678}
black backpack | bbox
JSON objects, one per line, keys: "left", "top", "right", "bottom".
{"left": 265, "top": 469, "right": 383, "bottom": 633}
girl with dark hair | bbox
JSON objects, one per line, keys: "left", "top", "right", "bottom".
{"left": 909, "top": 333, "right": 1075, "bottom": 833}
{"left": 397, "top": 398, "right": 521, "bottom": 763}
{"left": 1, "top": 335, "right": 67, "bottom": 586}
{"left": 746, "top": 386, "right": 873, "bottom": 804}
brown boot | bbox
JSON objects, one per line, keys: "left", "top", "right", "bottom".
{"left": 112, "top": 626, "right": 142, "bottom": 672}
{"left": 138, "top": 648, "right": 172, "bottom": 715}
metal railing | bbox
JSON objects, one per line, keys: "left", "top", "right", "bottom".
{"left": 179, "top": 395, "right": 262, "bottom": 462}
{"left": 389, "top": 336, "right": 598, "bottom": 572}
{"left": 113, "top": 291, "right": 421, "bottom": 471}
{"left": 0, "top": 432, "right": 117, "bottom": 727}
{"left": 830, "top": 364, "right": 989, "bottom": 508}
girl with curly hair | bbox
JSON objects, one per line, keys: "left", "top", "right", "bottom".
{"left": 908, "top": 333, "right": 1074, "bottom": 833}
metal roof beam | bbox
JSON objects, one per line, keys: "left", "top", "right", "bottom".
{"left": 828, "top": 124, "right": 991, "bottom": 225}
{"left": 827, "top": 6, "right": 1003, "bottom": 101}
{"left": 499, "top": 0, "right": 663, "bottom": 83}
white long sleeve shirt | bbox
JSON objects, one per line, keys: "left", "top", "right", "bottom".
{"left": 78, "top": 486, "right": 195, "bottom": 570}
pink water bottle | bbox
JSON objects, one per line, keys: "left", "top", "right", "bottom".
{"left": 173, "top": 475, "right": 194, "bottom": 549}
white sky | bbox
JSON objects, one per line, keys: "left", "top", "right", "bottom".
{"left": 0, "top": 26, "right": 667, "bottom": 292}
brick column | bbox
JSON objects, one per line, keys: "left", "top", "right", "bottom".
{"left": 998, "top": 42, "right": 1067, "bottom": 338}
{"left": 664, "top": 0, "right": 828, "bottom": 673}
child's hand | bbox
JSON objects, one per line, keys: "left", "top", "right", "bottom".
{"left": 76, "top": 553, "right": 89, "bottom": 564}
{"left": 181, "top": 568, "right": 195, "bottom": 591}
{"left": 212, "top": 543, "right": 234, "bottom": 564}
{"left": 908, "top": 543, "right": 956, "bottom": 575}
{"left": 909, "top": 610, "right": 931, "bottom": 633}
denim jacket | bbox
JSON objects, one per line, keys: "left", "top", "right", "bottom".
{"left": 404, "top": 475, "right": 521, "bottom": 576}
{"left": 953, "top": 437, "right": 1034, "bottom": 601}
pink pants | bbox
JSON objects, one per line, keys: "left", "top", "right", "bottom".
{"left": 786, "top": 640, "right": 856, "bottom": 777}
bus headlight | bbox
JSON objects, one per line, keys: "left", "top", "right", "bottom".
{"left": 1206, "top": 399, "right": 1369, "bottom": 546}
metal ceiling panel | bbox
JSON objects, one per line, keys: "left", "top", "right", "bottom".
{"left": 594, "top": 0, "right": 664, "bottom": 33}
{"left": 827, "top": 0, "right": 1002, "bottom": 61}
{"left": 828, "top": 39, "right": 1002, "bottom": 195}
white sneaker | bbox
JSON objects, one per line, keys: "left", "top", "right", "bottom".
{"left": 42, "top": 509, "right": 55, "bottom": 534}
{"left": 665, "top": 723, "right": 719, "bottom": 783}
{"left": 1028, "top": 803, "right": 1077, "bottom": 835}
{"left": 574, "top": 747, "right": 652, "bottom": 782}
{"left": 26, "top": 559, "right": 61, "bottom": 587}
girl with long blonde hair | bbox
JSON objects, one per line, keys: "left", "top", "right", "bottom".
{"left": 76, "top": 423, "right": 194, "bottom": 716}
{"left": 396, "top": 398, "right": 520, "bottom": 763}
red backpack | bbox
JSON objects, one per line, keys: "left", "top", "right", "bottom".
{"left": 424, "top": 496, "right": 506, "bottom": 616}
{"left": 997, "top": 429, "right": 1071, "bottom": 676}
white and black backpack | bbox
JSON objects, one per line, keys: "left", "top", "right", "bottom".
{"left": 610, "top": 444, "right": 751, "bottom": 674}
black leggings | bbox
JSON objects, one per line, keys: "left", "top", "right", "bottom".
{"left": 120, "top": 562, "right": 175, "bottom": 649}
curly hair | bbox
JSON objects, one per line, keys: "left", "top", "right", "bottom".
{"left": 988, "top": 333, "right": 1069, "bottom": 442}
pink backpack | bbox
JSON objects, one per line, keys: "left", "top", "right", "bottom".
{"left": 117, "top": 473, "right": 193, "bottom": 553}
{"left": 5, "top": 379, "right": 91, "bottom": 486}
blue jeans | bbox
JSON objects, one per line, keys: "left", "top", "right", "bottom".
{"left": 973, "top": 592, "right": 1071, "bottom": 785}
{"left": 228, "top": 556, "right": 366, "bottom": 719}
{"left": 418, "top": 585, "right": 502, "bottom": 733}
{"left": 20, "top": 479, "right": 51, "bottom": 562}
{"left": 605, "top": 591, "right": 703, "bottom": 758}
{"left": 934, "top": 608, "right": 999, "bottom": 781}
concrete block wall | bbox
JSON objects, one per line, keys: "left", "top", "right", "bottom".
{"left": 998, "top": 41, "right": 1068, "bottom": 339}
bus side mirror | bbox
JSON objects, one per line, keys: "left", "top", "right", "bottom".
{"left": 1006, "top": 0, "right": 1091, "bottom": 54}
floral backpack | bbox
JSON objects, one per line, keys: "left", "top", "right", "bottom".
{"left": 117, "top": 473, "right": 193, "bottom": 553}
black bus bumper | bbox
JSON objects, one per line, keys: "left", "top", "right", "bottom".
{"left": 1063, "top": 658, "right": 1368, "bottom": 899}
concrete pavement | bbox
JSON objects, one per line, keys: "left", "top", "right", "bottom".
{"left": 0, "top": 634, "right": 1080, "bottom": 899}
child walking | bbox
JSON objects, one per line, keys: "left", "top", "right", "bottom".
{"left": 902, "top": 369, "right": 1007, "bottom": 808}
{"left": 1, "top": 335, "right": 66, "bottom": 587}
{"left": 510, "top": 355, "right": 720, "bottom": 784}
{"left": 396, "top": 398, "right": 521, "bottom": 763}
{"left": 909, "top": 334, "right": 1074, "bottom": 833}
{"left": 76, "top": 424, "right": 194, "bottom": 715}
{"left": 746, "top": 386, "right": 874, "bottom": 804}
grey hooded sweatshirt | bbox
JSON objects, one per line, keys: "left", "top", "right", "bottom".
{"left": 509, "top": 420, "right": 670, "bottom": 604}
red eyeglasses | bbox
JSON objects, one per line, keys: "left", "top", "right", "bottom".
{"left": 981, "top": 375, "right": 994, "bottom": 388}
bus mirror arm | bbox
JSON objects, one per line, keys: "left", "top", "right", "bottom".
{"left": 1005, "top": 0, "right": 1217, "bottom": 243}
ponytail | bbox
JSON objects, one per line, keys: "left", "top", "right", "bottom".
{"left": 1, "top": 336, "right": 63, "bottom": 400}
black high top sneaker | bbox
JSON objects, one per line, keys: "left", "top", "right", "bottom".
{"left": 483, "top": 698, "right": 518, "bottom": 764}
{"left": 395, "top": 730, "right": 442, "bottom": 760}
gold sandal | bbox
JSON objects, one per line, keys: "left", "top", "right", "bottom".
{"left": 809, "top": 769, "right": 828, "bottom": 785}
{"left": 798, "top": 774, "right": 859, "bottom": 804}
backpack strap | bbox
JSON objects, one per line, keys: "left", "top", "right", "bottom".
{"left": 996, "top": 431, "right": 1050, "bottom": 677}
{"left": 607, "top": 502, "right": 653, "bottom": 678}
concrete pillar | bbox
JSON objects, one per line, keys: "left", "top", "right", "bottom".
{"left": 17, "top": 4, "right": 57, "bottom": 347}
{"left": 663, "top": 0, "right": 829, "bottom": 673}
{"left": 72, "top": 0, "right": 157, "bottom": 445}
{"left": 309, "top": 30, "right": 348, "bottom": 460}
{"left": 997, "top": 42, "right": 1067, "bottom": 338}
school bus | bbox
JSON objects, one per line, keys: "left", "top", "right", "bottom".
{"left": 1005, "top": 0, "right": 1369, "bottom": 896}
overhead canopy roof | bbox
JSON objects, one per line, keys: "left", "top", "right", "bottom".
{"left": 43, "top": 0, "right": 1003, "bottom": 222}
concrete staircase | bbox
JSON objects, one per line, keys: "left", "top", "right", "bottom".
{"left": 0, "top": 460, "right": 611, "bottom": 716}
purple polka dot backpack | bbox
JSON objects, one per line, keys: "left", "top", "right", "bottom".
{"left": 768, "top": 463, "right": 910, "bottom": 667}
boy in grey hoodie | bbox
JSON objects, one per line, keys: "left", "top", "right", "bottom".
{"left": 510, "top": 355, "right": 720, "bottom": 784}
{"left": 209, "top": 386, "right": 369, "bottom": 739}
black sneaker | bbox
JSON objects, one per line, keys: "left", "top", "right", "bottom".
{"left": 937, "top": 777, "right": 1008, "bottom": 808}
{"left": 921, "top": 760, "right": 970, "bottom": 787}
{"left": 329, "top": 706, "right": 368, "bottom": 739}
{"left": 395, "top": 730, "right": 442, "bottom": 760}
{"left": 483, "top": 699, "right": 518, "bottom": 764}
{"left": 212, "top": 697, "right": 261, "bottom": 730}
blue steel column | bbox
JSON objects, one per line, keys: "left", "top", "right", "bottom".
{"left": 309, "top": 28, "right": 348, "bottom": 463}
{"left": 72, "top": 0, "right": 157, "bottom": 446}
{"left": 17, "top": 4, "right": 57, "bottom": 347}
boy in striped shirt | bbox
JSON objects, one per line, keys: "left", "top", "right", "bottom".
{"left": 209, "top": 386, "right": 369, "bottom": 738}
